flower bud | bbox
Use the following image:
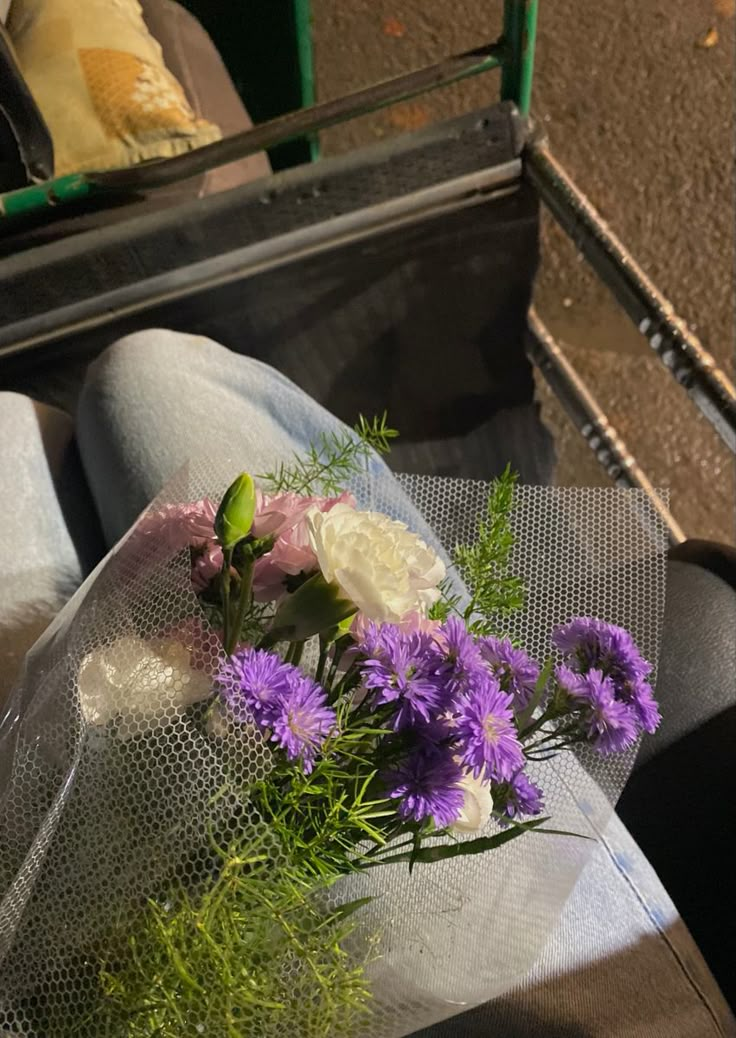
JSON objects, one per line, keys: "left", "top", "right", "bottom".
{"left": 215, "top": 473, "right": 256, "bottom": 550}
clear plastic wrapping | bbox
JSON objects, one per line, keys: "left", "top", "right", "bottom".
{"left": 0, "top": 463, "right": 668, "bottom": 1037}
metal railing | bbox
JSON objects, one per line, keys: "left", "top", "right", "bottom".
{"left": 527, "top": 139, "right": 736, "bottom": 454}
{"left": 1, "top": 0, "right": 730, "bottom": 539}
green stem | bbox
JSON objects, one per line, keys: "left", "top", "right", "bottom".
{"left": 348, "top": 695, "right": 374, "bottom": 726}
{"left": 290, "top": 640, "right": 306, "bottom": 667}
{"left": 518, "top": 704, "right": 560, "bottom": 742}
{"left": 360, "top": 826, "right": 407, "bottom": 860}
{"left": 221, "top": 548, "right": 234, "bottom": 650}
{"left": 333, "top": 659, "right": 358, "bottom": 695}
{"left": 315, "top": 640, "right": 329, "bottom": 684}
{"left": 525, "top": 744, "right": 576, "bottom": 760}
{"left": 225, "top": 555, "right": 255, "bottom": 656}
{"left": 524, "top": 720, "right": 579, "bottom": 753}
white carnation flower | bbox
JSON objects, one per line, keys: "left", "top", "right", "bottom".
{"left": 78, "top": 635, "right": 211, "bottom": 736}
{"left": 306, "top": 505, "right": 446, "bottom": 623}
{"left": 450, "top": 771, "right": 494, "bottom": 834}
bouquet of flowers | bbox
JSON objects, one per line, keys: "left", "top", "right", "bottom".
{"left": 0, "top": 420, "right": 667, "bottom": 1038}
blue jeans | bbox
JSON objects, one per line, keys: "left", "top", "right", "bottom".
{"left": 0, "top": 330, "right": 732, "bottom": 1036}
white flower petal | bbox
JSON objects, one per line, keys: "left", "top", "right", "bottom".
{"left": 78, "top": 636, "right": 211, "bottom": 735}
{"left": 450, "top": 772, "right": 494, "bottom": 834}
{"left": 307, "top": 508, "right": 445, "bottom": 623}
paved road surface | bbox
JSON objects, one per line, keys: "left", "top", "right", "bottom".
{"left": 313, "top": 0, "right": 734, "bottom": 543}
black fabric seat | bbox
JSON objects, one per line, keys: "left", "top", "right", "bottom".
{"left": 0, "top": 102, "right": 554, "bottom": 484}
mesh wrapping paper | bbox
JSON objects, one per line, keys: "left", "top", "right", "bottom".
{"left": 0, "top": 464, "right": 668, "bottom": 1037}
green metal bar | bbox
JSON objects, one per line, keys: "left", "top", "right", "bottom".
{"left": 0, "top": 41, "right": 504, "bottom": 217}
{"left": 500, "top": 0, "right": 523, "bottom": 103}
{"left": 519, "top": 0, "right": 538, "bottom": 115}
{"left": 500, "top": 0, "right": 538, "bottom": 116}
{"left": 90, "top": 42, "right": 504, "bottom": 191}
{"left": 0, "top": 173, "right": 92, "bottom": 218}
{"left": 293, "top": 0, "right": 320, "bottom": 161}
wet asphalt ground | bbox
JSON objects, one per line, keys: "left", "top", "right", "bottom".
{"left": 312, "top": 0, "right": 735, "bottom": 543}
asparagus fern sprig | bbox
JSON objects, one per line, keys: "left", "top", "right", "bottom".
{"left": 259, "top": 412, "right": 398, "bottom": 496}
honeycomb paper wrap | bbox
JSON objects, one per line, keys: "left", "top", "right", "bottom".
{"left": 0, "top": 462, "right": 668, "bottom": 1037}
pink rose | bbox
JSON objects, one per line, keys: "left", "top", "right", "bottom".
{"left": 252, "top": 490, "right": 356, "bottom": 601}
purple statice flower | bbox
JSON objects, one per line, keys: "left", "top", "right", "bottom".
{"left": 454, "top": 674, "right": 524, "bottom": 781}
{"left": 360, "top": 624, "right": 445, "bottom": 730}
{"left": 218, "top": 647, "right": 293, "bottom": 725}
{"left": 557, "top": 665, "right": 639, "bottom": 754}
{"left": 552, "top": 617, "right": 652, "bottom": 689}
{"left": 270, "top": 673, "right": 336, "bottom": 773}
{"left": 385, "top": 747, "right": 465, "bottom": 829}
{"left": 493, "top": 770, "right": 545, "bottom": 826}
{"left": 432, "top": 616, "right": 486, "bottom": 700}
{"left": 479, "top": 636, "right": 540, "bottom": 710}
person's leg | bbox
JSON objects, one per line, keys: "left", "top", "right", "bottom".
{"left": 0, "top": 395, "right": 84, "bottom": 708}
{"left": 76, "top": 329, "right": 393, "bottom": 545}
{"left": 415, "top": 810, "right": 733, "bottom": 1037}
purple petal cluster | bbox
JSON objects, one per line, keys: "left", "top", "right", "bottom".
{"left": 432, "top": 616, "right": 487, "bottom": 697}
{"left": 214, "top": 594, "right": 660, "bottom": 849}
{"left": 553, "top": 617, "right": 653, "bottom": 692}
{"left": 479, "top": 636, "right": 540, "bottom": 710}
{"left": 552, "top": 617, "right": 660, "bottom": 753}
{"left": 270, "top": 676, "right": 337, "bottom": 772}
{"left": 454, "top": 676, "right": 525, "bottom": 781}
{"left": 384, "top": 747, "right": 465, "bottom": 829}
{"left": 493, "top": 770, "right": 545, "bottom": 825}
{"left": 556, "top": 665, "right": 639, "bottom": 754}
{"left": 358, "top": 619, "right": 527, "bottom": 820}
{"left": 218, "top": 647, "right": 336, "bottom": 772}
{"left": 218, "top": 648, "right": 292, "bottom": 724}
{"left": 360, "top": 625, "right": 446, "bottom": 730}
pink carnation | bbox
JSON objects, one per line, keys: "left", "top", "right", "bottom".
{"left": 137, "top": 499, "right": 217, "bottom": 552}
{"left": 252, "top": 490, "right": 356, "bottom": 601}
{"left": 135, "top": 489, "right": 357, "bottom": 600}
{"left": 136, "top": 499, "right": 223, "bottom": 589}
{"left": 192, "top": 542, "right": 225, "bottom": 591}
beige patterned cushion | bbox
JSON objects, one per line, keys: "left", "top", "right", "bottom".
{"left": 7, "top": 0, "right": 221, "bottom": 175}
